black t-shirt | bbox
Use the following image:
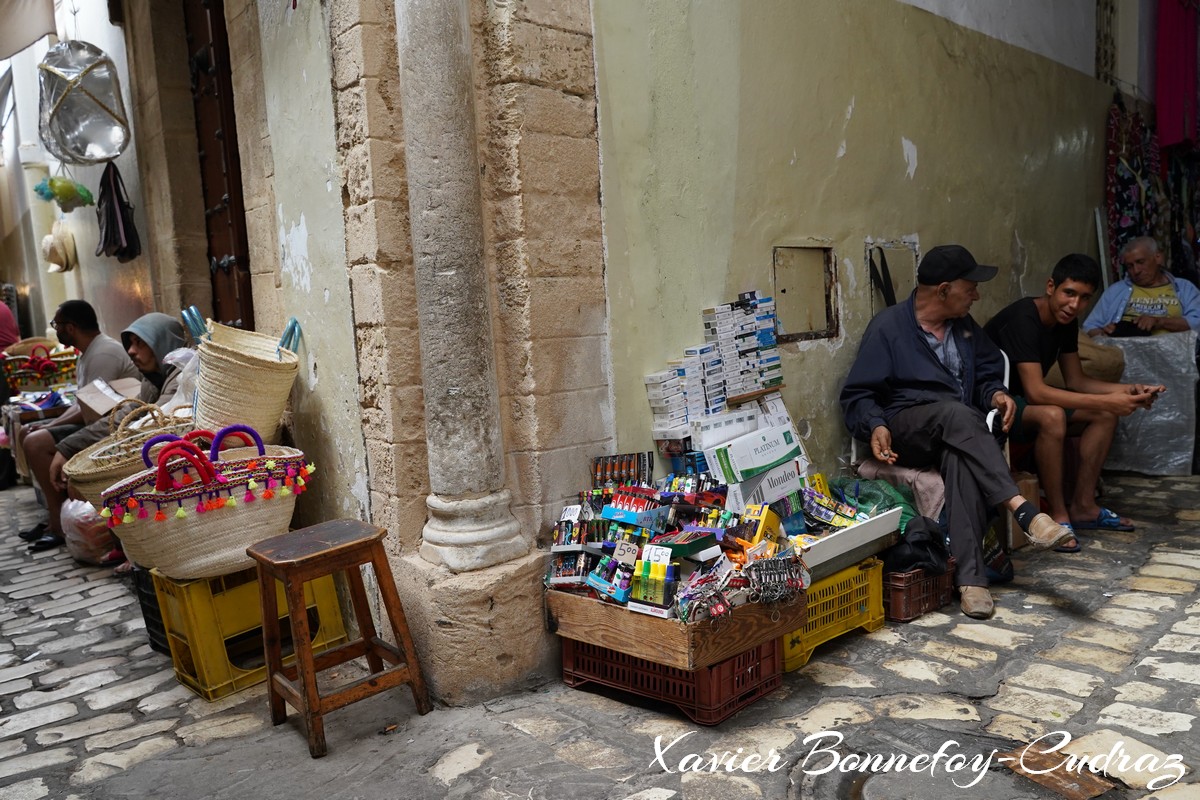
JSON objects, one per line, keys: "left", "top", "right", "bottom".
{"left": 983, "top": 296, "right": 1078, "bottom": 398}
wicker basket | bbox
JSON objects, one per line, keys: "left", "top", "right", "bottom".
{"left": 194, "top": 323, "right": 298, "bottom": 444}
{"left": 99, "top": 424, "right": 312, "bottom": 580}
{"left": 5, "top": 344, "right": 77, "bottom": 394}
{"left": 63, "top": 401, "right": 193, "bottom": 507}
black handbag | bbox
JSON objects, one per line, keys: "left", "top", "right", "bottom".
{"left": 95, "top": 162, "right": 141, "bottom": 263}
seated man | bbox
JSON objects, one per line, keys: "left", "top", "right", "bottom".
{"left": 841, "top": 245, "right": 1073, "bottom": 620}
{"left": 26, "top": 312, "right": 185, "bottom": 552}
{"left": 984, "top": 254, "right": 1163, "bottom": 552}
{"left": 20, "top": 300, "right": 141, "bottom": 549}
{"left": 1083, "top": 236, "right": 1200, "bottom": 337}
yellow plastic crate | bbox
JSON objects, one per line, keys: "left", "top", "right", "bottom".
{"left": 152, "top": 566, "right": 347, "bottom": 701}
{"left": 781, "top": 557, "right": 884, "bottom": 672}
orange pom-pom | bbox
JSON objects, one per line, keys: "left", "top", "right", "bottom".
{"left": 126, "top": 498, "right": 138, "bottom": 509}
{"left": 261, "top": 489, "right": 275, "bottom": 500}
{"left": 154, "top": 509, "right": 166, "bottom": 522}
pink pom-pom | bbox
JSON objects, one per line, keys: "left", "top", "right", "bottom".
{"left": 195, "top": 502, "right": 206, "bottom": 514}
{"left": 243, "top": 490, "right": 255, "bottom": 503}
{"left": 137, "top": 507, "right": 148, "bottom": 519}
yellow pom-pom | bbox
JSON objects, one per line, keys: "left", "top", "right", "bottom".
{"left": 280, "top": 486, "right": 292, "bottom": 496}
{"left": 265, "top": 459, "right": 276, "bottom": 470}
{"left": 306, "top": 463, "right": 317, "bottom": 475}
{"left": 100, "top": 507, "right": 112, "bottom": 518}
{"left": 297, "top": 477, "right": 306, "bottom": 487}
{"left": 248, "top": 479, "right": 259, "bottom": 491}
{"left": 175, "top": 507, "right": 188, "bottom": 519}
{"left": 226, "top": 497, "right": 236, "bottom": 507}
{"left": 122, "top": 513, "right": 134, "bottom": 524}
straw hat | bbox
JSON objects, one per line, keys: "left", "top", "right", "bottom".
{"left": 41, "top": 221, "right": 77, "bottom": 273}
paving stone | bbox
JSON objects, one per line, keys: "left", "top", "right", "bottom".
{"left": 185, "top": 682, "right": 267, "bottom": 718}
{"left": 1008, "top": 663, "right": 1103, "bottom": 698}
{"left": 1137, "top": 657, "right": 1200, "bottom": 686}
{"left": 799, "top": 662, "right": 877, "bottom": 688}
{"left": 84, "top": 718, "right": 178, "bottom": 751}
{"left": 779, "top": 699, "right": 873, "bottom": 730}
{"left": 1041, "top": 643, "right": 1136, "bottom": 673}
{"left": 902, "top": 610, "right": 955, "bottom": 628}
{"left": 874, "top": 694, "right": 978, "bottom": 721}
{"left": 679, "top": 770, "right": 765, "bottom": 799}
{"left": 0, "top": 702, "right": 77, "bottom": 739}
{"left": 35, "top": 713, "right": 135, "bottom": 745}
{"left": 984, "top": 713, "right": 1047, "bottom": 742}
{"left": 1114, "top": 681, "right": 1169, "bottom": 704}
{"left": 13, "top": 670, "right": 122, "bottom": 709}
{"left": 623, "top": 790, "right": 680, "bottom": 800}
{"left": 83, "top": 584, "right": 131, "bottom": 601}
{"left": 879, "top": 658, "right": 959, "bottom": 685}
{"left": 1188, "top": 599, "right": 1200, "bottom": 615}
{"left": 1091, "top": 606, "right": 1161, "bottom": 629}
{"left": 1, "top": 616, "right": 73, "bottom": 636}
{"left": 38, "top": 657, "right": 126, "bottom": 686}
{"left": 1111, "top": 592, "right": 1180, "bottom": 612}
{"left": 86, "top": 635, "right": 147, "bottom": 655}
{"left": 915, "top": 640, "right": 997, "bottom": 668}
{"left": 990, "top": 607, "right": 1054, "bottom": 627}
{"left": 1122, "top": 576, "right": 1197, "bottom": 595}
{"left": 0, "top": 738, "right": 28, "bottom": 759}
{"left": 135, "top": 684, "right": 194, "bottom": 715}
{"left": 1150, "top": 633, "right": 1200, "bottom": 655}
{"left": 0, "top": 777, "right": 49, "bottom": 799}
{"left": 117, "top": 617, "right": 146, "bottom": 635}
{"left": 12, "top": 631, "right": 58, "bottom": 646}
{"left": 554, "top": 738, "right": 629, "bottom": 771}
{"left": 1063, "top": 729, "right": 1187, "bottom": 790}
{"left": 948, "top": 623, "right": 1032, "bottom": 649}
{"left": 1170, "top": 616, "right": 1200, "bottom": 636}
{"left": 0, "top": 660, "right": 54, "bottom": 684}
{"left": 84, "top": 594, "right": 138, "bottom": 616}
{"left": 1064, "top": 622, "right": 1143, "bottom": 653}
{"left": 1014, "top": 591, "right": 1072, "bottom": 608}
{"left": 1150, "top": 550, "right": 1200, "bottom": 570}
{"left": 38, "top": 630, "right": 105, "bottom": 654}
{"left": 985, "top": 685, "right": 1083, "bottom": 722}
{"left": 1143, "top": 782, "right": 1200, "bottom": 799}
{"left": 28, "top": 594, "right": 94, "bottom": 616}
{"left": 1140, "top": 563, "right": 1200, "bottom": 582}
{"left": 73, "top": 611, "right": 123, "bottom": 632}
{"left": 0, "top": 678, "right": 34, "bottom": 695}
{"left": 0, "top": 747, "right": 74, "bottom": 781}
{"left": 69, "top": 736, "right": 179, "bottom": 786}
{"left": 1096, "top": 702, "right": 1195, "bottom": 736}
{"left": 83, "top": 668, "right": 176, "bottom": 711}
{"left": 128, "top": 644, "right": 154, "bottom": 658}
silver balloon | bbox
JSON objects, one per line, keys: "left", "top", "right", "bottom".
{"left": 38, "top": 40, "right": 130, "bottom": 164}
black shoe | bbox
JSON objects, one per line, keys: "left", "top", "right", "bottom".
{"left": 19, "top": 522, "right": 49, "bottom": 542}
{"left": 27, "top": 533, "right": 65, "bottom": 552}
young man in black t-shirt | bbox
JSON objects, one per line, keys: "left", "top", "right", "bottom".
{"left": 984, "top": 254, "right": 1164, "bottom": 550}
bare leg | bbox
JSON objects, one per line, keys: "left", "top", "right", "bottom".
{"left": 1068, "top": 408, "right": 1129, "bottom": 524}
{"left": 22, "top": 429, "right": 65, "bottom": 535}
{"left": 1013, "top": 404, "right": 1076, "bottom": 547}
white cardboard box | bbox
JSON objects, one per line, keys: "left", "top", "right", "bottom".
{"left": 725, "top": 458, "right": 804, "bottom": 515}
{"left": 800, "top": 508, "right": 902, "bottom": 572}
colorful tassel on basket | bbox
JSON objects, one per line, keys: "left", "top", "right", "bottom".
{"left": 175, "top": 507, "right": 187, "bottom": 519}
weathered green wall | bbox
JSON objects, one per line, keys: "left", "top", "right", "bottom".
{"left": 594, "top": 0, "right": 1110, "bottom": 471}
{"left": 255, "top": 1, "right": 369, "bottom": 522}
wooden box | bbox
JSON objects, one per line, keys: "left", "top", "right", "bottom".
{"left": 545, "top": 588, "right": 807, "bottom": 671}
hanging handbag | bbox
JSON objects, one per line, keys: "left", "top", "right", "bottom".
{"left": 95, "top": 161, "right": 142, "bottom": 263}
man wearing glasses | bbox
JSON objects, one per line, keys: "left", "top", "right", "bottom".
{"left": 19, "top": 300, "right": 139, "bottom": 551}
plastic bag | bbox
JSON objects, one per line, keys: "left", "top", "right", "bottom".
{"left": 61, "top": 499, "right": 114, "bottom": 565}
{"left": 1101, "top": 331, "right": 1198, "bottom": 476}
{"left": 157, "top": 347, "right": 198, "bottom": 417}
{"left": 38, "top": 40, "right": 130, "bottom": 164}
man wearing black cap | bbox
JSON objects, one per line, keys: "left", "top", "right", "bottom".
{"left": 841, "top": 244, "right": 1074, "bottom": 619}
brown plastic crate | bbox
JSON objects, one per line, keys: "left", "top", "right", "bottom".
{"left": 883, "top": 557, "right": 957, "bottom": 622}
{"left": 561, "top": 637, "right": 781, "bottom": 725}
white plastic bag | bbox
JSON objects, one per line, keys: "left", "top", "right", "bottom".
{"left": 61, "top": 499, "right": 114, "bottom": 565}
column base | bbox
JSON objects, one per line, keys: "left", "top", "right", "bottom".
{"left": 420, "top": 489, "right": 530, "bottom": 572}
{"left": 393, "top": 551, "right": 556, "bottom": 706}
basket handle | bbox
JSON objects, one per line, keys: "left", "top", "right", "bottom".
{"left": 184, "top": 429, "right": 215, "bottom": 446}
{"left": 181, "top": 305, "right": 209, "bottom": 342}
{"left": 154, "top": 441, "right": 216, "bottom": 491}
{"left": 111, "top": 400, "right": 165, "bottom": 436}
{"left": 27, "top": 344, "right": 50, "bottom": 360}
{"left": 209, "top": 424, "right": 264, "bottom": 461}
{"left": 277, "top": 317, "right": 300, "bottom": 359}
{"left": 141, "top": 433, "right": 185, "bottom": 467}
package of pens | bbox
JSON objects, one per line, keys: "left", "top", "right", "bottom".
{"left": 591, "top": 451, "right": 655, "bottom": 489}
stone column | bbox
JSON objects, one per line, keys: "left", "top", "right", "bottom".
{"left": 393, "top": 0, "right": 528, "bottom": 572}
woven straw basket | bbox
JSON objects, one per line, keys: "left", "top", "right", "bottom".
{"left": 194, "top": 323, "right": 298, "bottom": 444}
{"left": 63, "top": 401, "right": 193, "bottom": 507}
{"left": 99, "top": 424, "right": 311, "bottom": 580}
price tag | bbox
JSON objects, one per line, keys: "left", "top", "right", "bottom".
{"left": 612, "top": 540, "right": 640, "bottom": 565}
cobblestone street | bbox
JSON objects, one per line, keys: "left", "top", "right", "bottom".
{"left": 1, "top": 476, "right": 1199, "bottom": 799}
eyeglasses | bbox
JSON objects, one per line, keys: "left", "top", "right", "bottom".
{"left": 50, "top": 320, "right": 60, "bottom": 329}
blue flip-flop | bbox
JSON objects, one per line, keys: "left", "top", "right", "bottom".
{"left": 1071, "top": 507, "right": 1134, "bottom": 532}
{"left": 1054, "top": 523, "right": 1081, "bottom": 553}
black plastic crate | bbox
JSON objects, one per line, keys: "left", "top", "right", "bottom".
{"left": 130, "top": 566, "right": 171, "bottom": 655}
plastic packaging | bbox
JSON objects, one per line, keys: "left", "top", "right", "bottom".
{"left": 61, "top": 499, "right": 114, "bottom": 565}
{"left": 1102, "top": 331, "right": 1198, "bottom": 476}
{"left": 38, "top": 40, "right": 130, "bottom": 164}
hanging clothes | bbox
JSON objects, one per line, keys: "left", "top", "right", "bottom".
{"left": 1157, "top": 0, "right": 1199, "bottom": 148}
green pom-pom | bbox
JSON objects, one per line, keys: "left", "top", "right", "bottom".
{"left": 122, "top": 513, "right": 133, "bottom": 524}
{"left": 226, "top": 497, "right": 236, "bottom": 507}
{"left": 265, "top": 459, "right": 276, "bottom": 469}
{"left": 280, "top": 486, "right": 292, "bottom": 496}
{"left": 175, "top": 507, "right": 188, "bottom": 519}
{"left": 297, "top": 477, "right": 306, "bottom": 487}
{"left": 100, "top": 507, "right": 112, "bottom": 518}
{"left": 306, "top": 463, "right": 317, "bottom": 475}
{"left": 248, "top": 479, "right": 259, "bottom": 491}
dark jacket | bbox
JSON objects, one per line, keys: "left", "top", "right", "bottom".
{"left": 840, "top": 293, "right": 1008, "bottom": 441}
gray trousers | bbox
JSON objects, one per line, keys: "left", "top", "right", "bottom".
{"left": 888, "top": 401, "right": 1019, "bottom": 587}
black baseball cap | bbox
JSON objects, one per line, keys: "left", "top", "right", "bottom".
{"left": 917, "top": 245, "right": 998, "bottom": 285}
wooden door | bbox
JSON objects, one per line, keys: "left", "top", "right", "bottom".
{"left": 182, "top": 0, "right": 255, "bottom": 329}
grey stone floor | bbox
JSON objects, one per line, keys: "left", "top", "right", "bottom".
{"left": 1, "top": 477, "right": 1199, "bottom": 800}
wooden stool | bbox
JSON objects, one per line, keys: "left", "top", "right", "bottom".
{"left": 246, "top": 519, "right": 432, "bottom": 757}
